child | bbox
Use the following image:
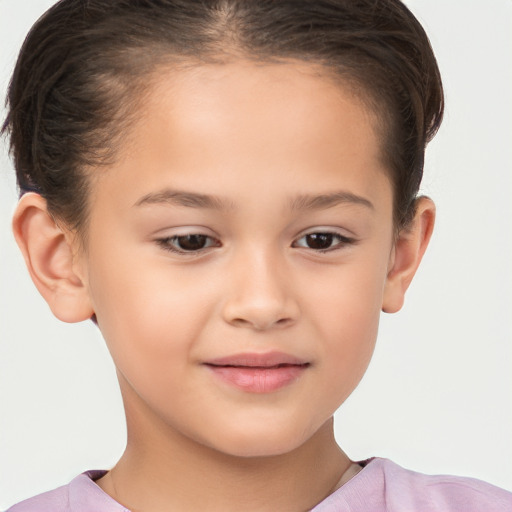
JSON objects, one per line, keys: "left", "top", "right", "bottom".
{"left": 1, "top": 0, "right": 511, "bottom": 510}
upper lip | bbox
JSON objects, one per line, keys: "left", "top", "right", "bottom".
{"left": 204, "top": 351, "right": 310, "bottom": 368}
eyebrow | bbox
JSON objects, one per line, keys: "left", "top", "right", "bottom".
{"left": 134, "top": 188, "right": 374, "bottom": 212}
{"left": 289, "top": 191, "right": 374, "bottom": 212}
{"left": 134, "top": 189, "right": 234, "bottom": 211}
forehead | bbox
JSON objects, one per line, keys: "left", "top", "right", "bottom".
{"left": 89, "top": 60, "right": 390, "bottom": 217}
{"left": 144, "top": 60, "right": 379, "bottom": 147}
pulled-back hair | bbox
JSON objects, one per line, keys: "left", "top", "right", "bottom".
{"left": 2, "top": 0, "right": 443, "bottom": 233}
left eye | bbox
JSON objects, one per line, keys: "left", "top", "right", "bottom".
{"left": 293, "top": 232, "right": 354, "bottom": 251}
{"left": 156, "top": 234, "right": 220, "bottom": 253}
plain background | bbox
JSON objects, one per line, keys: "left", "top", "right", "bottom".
{"left": 1, "top": 0, "right": 511, "bottom": 508}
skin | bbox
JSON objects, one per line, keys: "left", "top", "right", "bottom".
{"left": 13, "top": 60, "right": 434, "bottom": 511}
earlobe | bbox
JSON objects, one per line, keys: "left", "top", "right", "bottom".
{"left": 382, "top": 197, "right": 435, "bottom": 313}
{"left": 12, "top": 193, "right": 94, "bottom": 323}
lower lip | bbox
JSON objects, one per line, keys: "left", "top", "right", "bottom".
{"left": 205, "top": 365, "right": 308, "bottom": 393}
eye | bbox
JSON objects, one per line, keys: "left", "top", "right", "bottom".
{"left": 156, "top": 234, "right": 220, "bottom": 253}
{"left": 293, "top": 232, "right": 355, "bottom": 252}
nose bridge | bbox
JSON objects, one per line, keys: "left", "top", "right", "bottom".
{"left": 222, "top": 242, "right": 298, "bottom": 330}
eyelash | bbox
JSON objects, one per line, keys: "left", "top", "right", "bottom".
{"left": 292, "top": 232, "right": 356, "bottom": 253}
{"left": 155, "top": 231, "right": 356, "bottom": 255}
{"left": 155, "top": 234, "right": 220, "bottom": 255}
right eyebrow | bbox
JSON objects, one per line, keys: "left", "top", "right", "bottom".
{"left": 133, "top": 188, "right": 235, "bottom": 211}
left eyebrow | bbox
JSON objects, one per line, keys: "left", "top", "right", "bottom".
{"left": 134, "top": 189, "right": 234, "bottom": 211}
{"left": 289, "top": 191, "right": 374, "bottom": 212}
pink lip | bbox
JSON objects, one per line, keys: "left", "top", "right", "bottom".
{"left": 204, "top": 352, "right": 310, "bottom": 394}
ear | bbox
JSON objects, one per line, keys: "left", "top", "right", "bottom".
{"left": 12, "top": 193, "right": 94, "bottom": 323}
{"left": 382, "top": 196, "right": 435, "bottom": 313}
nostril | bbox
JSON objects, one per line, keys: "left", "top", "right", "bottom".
{"left": 229, "top": 315, "right": 294, "bottom": 331}
{"left": 221, "top": 291, "right": 300, "bottom": 331}
{"left": 231, "top": 317, "right": 250, "bottom": 327}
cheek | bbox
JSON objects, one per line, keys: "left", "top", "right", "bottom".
{"left": 319, "top": 295, "right": 379, "bottom": 388}
{"left": 303, "top": 257, "right": 387, "bottom": 396}
{"left": 87, "top": 261, "right": 215, "bottom": 421}
{"left": 85, "top": 248, "right": 217, "bottom": 372}
{"left": 307, "top": 255, "right": 386, "bottom": 336}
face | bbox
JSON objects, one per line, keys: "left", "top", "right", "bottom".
{"left": 78, "top": 61, "right": 395, "bottom": 457}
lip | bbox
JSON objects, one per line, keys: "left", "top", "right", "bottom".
{"left": 203, "top": 352, "right": 310, "bottom": 394}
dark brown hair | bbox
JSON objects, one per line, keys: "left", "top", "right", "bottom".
{"left": 2, "top": 0, "right": 443, "bottom": 233}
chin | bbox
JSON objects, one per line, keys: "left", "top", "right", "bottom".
{"left": 202, "top": 423, "right": 315, "bottom": 459}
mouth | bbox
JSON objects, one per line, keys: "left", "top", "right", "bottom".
{"left": 203, "top": 352, "right": 310, "bottom": 393}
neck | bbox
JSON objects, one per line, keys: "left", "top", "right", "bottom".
{"left": 97, "top": 388, "right": 351, "bottom": 512}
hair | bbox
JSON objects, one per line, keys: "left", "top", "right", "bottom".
{"left": 2, "top": 0, "right": 443, "bottom": 235}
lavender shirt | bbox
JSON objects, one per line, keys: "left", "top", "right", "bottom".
{"left": 6, "top": 458, "right": 512, "bottom": 511}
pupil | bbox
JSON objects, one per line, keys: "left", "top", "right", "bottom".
{"left": 306, "top": 233, "right": 333, "bottom": 249}
{"left": 178, "top": 235, "right": 207, "bottom": 251}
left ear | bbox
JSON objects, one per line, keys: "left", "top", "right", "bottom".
{"left": 382, "top": 196, "right": 435, "bottom": 313}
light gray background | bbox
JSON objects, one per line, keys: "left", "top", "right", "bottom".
{"left": 1, "top": 0, "right": 511, "bottom": 508}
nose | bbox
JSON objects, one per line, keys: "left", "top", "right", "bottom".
{"left": 221, "top": 247, "right": 299, "bottom": 331}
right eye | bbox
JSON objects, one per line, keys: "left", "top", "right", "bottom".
{"left": 155, "top": 234, "right": 221, "bottom": 253}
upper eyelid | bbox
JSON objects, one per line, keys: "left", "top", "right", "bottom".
{"left": 153, "top": 228, "right": 355, "bottom": 240}
{"left": 153, "top": 227, "right": 356, "bottom": 246}
{"left": 156, "top": 233, "right": 220, "bottom": 243}
{"left": 154, "top": 234, "right": 221, "bottom": 256}
{"left": 293, "top": 227, "right": 356, "bottom": 240}
{"left": 293, "top": 232, "right": 354, "bottom": 245}
{"left": 151, "top": 224, "right": 217, "bottom": 236}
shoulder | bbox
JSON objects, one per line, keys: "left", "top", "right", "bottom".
{"left": 344, "top": 458, "right": 512, "bottom": 512}
{"left": 6, "top": 483, "right": 70, "bottom": 512}
{"left": 5, "top": 470, "right": 128, "bottom": 512}
{"left": 314, "top": 458, "right": 512, "bottom": 511}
